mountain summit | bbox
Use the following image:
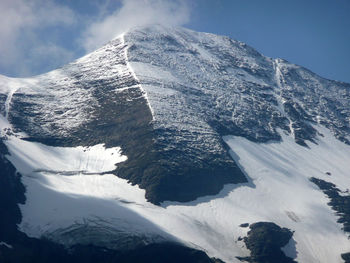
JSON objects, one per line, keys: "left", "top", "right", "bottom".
{"left": 1, "top": 25, "right": 350, "bottom": 262}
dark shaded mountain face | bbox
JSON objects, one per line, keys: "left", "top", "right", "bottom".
{"left": 1, "top": 25, "right": 350, "bottom": 263}
{"left": 1, "top": 28, "right": 248, "bottom": 205}
{"left": 0, "top": 140, "right": 218, "bottom": 263}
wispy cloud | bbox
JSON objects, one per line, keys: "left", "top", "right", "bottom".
{"left": 0, "top": 0, "right": 76, "bottom": 77}
{"left": 0, "top": 0, "right": 192, "bottom": 77}
{"left": 82, "top": 0, "right": 191, "bottom": 52}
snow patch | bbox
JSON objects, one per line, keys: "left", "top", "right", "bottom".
{"left": 5, "top": 87, "right": 17, "bottom": 120}
{"left": 281, "top": 238, "right": 297, "bottom": 260}
{"left": 5, "top": 137, "right": 127, "bottom": 175}
{"left": 121, "top": 34, "right": 154, "bottom": 119}
{"left": 131, "top": 62, "right": 180, "bottom": 84}
{"left": 18, "top": 172, "right": 170, "bottom": 247}
{"left": 0, "top": 241, "right": 13, "bottom": 249}
{"left": 0, "top": 114, "right": 11, "bottom": 133}
{"left": 0, "top": 76, "right": 38, "bottom": 120}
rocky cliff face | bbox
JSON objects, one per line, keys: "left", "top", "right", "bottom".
{"left": 126, "top": 25, "right": 350, "bottom": 146}
{"left": 2, "top": 25, "right": 350, "bottom": 204}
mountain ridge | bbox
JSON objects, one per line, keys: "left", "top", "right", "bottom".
{"left": 0, "top": 24, "right": 350, "bottom": 262}
{"left": 1, "top": 25, "right": 350, "bottom": 204}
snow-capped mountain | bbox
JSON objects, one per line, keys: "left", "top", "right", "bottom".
{"left": 1, "top": 25, "right": 350, "bottom": 263}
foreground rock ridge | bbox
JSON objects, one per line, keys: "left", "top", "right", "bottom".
{"left": 1, "top": 25, "right": 350, "bottom": 263}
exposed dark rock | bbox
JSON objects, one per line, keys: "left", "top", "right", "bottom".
{"left": 237, "top": 222, "right": 297, "bottom": 263}
{"left": 2, "top": 24, "right": 350, "bottom": 263}
{"left": 240, "top": 223, "right": 249, "bottom": 228}
{"left": 7, "top": 35, "right": 247, "bottom": 205}
{"left": 341, "top": 252, "right": 350, "bottom": 263}
{"left": 211, "top": 258, "right": 226, "bottom": 263}
{"left": 0, "top": 141, "right": 25, "bottom": 242}
{"left": 310, "top": 177, "right": 350, "bottom": 263}
{"left": 0, "top": 139, "right": 221, "bottom": 263}
{"left": 4, "top": 134, "right": 214, "bottom": 261}
{"left": 4, "top": 26, "right": 350, "bottom": 206}
{"left": 310, "top": 177, "right": 350, "bottom": 233}
{"left": 0, "top": 238, "right": 221, "bottom": 263}
{"left": 110, "top": 243, "right": 222, "bottom": 263}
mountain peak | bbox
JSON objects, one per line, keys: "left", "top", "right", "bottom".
{"left": 1, "top": 25, "right": 350, "bottom": 263}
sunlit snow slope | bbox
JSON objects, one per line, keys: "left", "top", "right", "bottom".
{"left": 1, "top": 25, "right": 350, "bottom": 263}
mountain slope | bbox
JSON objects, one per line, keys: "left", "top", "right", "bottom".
{"left": 126, "top": 25, "right": 350, "bottom": 146}
{"left": 0, "top": 25, "right": 350, "bottom": 262}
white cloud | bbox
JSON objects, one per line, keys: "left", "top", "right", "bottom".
{"left": 0, "top": 0, "right": 76, "bottom": 77}
{"left": 0, "top": 0, "right": 192, "bottom": 77}
{"left": 82, "top": 0, "right": 190, "bottom": 52}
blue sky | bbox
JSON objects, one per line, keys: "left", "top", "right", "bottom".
{"left": 1, "top": 0, "right": 349, "bottom": 83}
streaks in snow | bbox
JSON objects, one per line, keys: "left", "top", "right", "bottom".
{"left": 121, "top": 33, "right": 154, "bottom": 120}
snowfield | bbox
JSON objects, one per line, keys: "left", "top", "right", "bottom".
{"left": 5, "top": 137, "right": 127, "bottom": 175}
{"left": 3, "top": 122, "right": 350, "bottom": 262}
{"left": 223, "top": 127, "right": 350, "bottom": 262}
{"left": 1, "top": 25, "right": 350, "bottom": 263}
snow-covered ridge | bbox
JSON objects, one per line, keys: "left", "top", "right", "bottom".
{"left": 0, "top": 25, "right": 350, "bottom": 262}
{"left": 125, "top": 25, "right": 350, "bottom": 146}
{"left": 1, "top": 25, "right": 349, "bottom": 146}
{"left": 121, "top": 33, "right": 154, "bottom": 119}
{"left": 0, "top": 36, "right": 147, "bottom": 139}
